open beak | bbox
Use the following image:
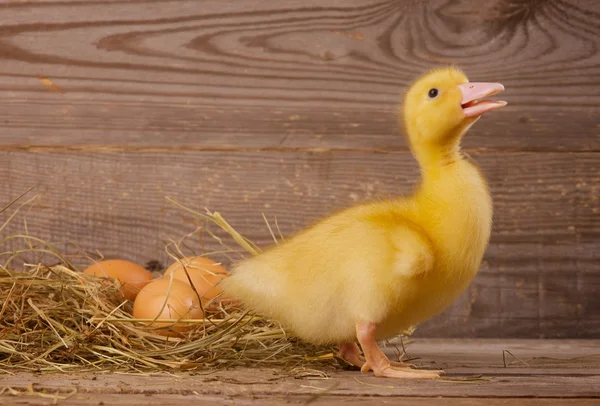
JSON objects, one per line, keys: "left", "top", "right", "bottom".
{"left": 458, "top": 82, "right": 507, "bottom": 118}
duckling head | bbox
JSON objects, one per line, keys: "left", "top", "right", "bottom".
{"left": 401, "top": 66, "right": 506, "bottom": 167}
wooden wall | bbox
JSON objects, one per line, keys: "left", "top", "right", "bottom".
{"left": 0, "top": 0, "right": 598, "bottom": 338}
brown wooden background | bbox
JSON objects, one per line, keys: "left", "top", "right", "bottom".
{"left": 0, "top": 0, "right": 598, "bottom": 338}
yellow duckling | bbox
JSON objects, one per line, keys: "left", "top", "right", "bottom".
{"left": 221, "top": 66, "right": 507, "bottom": 379}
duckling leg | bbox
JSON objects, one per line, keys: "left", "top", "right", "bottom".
{"left": 356, "top": 321, "right": 444, "bottom": 379}
{"left": 338, "top": 342, "right": 365, "bottom": 368}
{"left": 338, "top": 342, "right": 414, "bottom": 370}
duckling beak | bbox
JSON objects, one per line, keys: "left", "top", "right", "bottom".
{"left": 458, "top": 82, "right": 507, "bottom": 118}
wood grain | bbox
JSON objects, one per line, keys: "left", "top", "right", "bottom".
{"left": 5, "top": 396, "right": 599, "bottom": 406}
{"left": 0, "top": 0, "right": 597, "bottom": 151}
{"left": 2, "top": 340, "right": 599, "bottom": 402}
{"left": 1, "top": 150, "right": 598, "bottom": 338}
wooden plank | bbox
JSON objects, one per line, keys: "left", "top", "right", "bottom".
{"left": 0, "top": 0, "right": 597, "bottom": 151}
{"left": 1, "top": 340, "right": 599, "bottom": 401}
{"left": 421, "top": 269, "right": 600, "bottom": 338}
{"left": 388, "top": 338, "right": 600, "bottom": 370}
{"left": 1, "top": 150, "right": 599, "bottom": 338}
{"left": 4, "top": 395, "right": 600, "bottom": 406}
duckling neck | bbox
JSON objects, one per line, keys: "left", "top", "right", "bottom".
{"left": 413, "top": 145, "right": 493, "bottom": 281}
{"left": 413, "top": 142, "right": 461, "bottom": 176}
{"left": 414, "top": 143, "right": 490, "bottom": 220}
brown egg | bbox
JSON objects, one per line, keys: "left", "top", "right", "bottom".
{"left": 83, "top": 259, "right": 153, "bottom": 301}
{"left": 132, "top": 278, "right": 204, "bottom": 336}
{"left": 164, "top": 256, "right": 229, "bottom": 302}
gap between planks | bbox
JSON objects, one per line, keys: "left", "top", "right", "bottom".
{"left": 1, "top": 145, "right": 599, "bottom": 154}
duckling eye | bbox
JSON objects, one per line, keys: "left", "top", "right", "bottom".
{"left": 428, "top": 88, "right": 439, "bottom": 99}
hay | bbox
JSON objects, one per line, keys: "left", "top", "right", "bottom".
{"left": 0, "top": 262, "right": 338, "bottom": 373}
{"left": 0, "top": 191, "right": 337, "bottom": 374}
{"left": 0, "top": 190, "right": 414, "bottom": 374}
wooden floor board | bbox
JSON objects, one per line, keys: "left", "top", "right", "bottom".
{"left": 3, "top": 396, "right": 600, "bottom": 406}
{"left": 3, "top": 395, "right": 600, "bottom": 406}
{"left": 1, "top": 339, "right": 598, "bottom": 404}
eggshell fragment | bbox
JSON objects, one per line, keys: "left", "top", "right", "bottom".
{"left": 133, "top": 278, "right": 204, "bottom": 336}
{"left": 164, "top": 256, "right": 229, "bottom": 302}
{"left": 83, "top": 259, "right": 153, "bottom": 301}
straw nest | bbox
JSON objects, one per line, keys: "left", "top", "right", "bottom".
{"left": 0, "top": 190, "right": 412, "bottom": 374}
